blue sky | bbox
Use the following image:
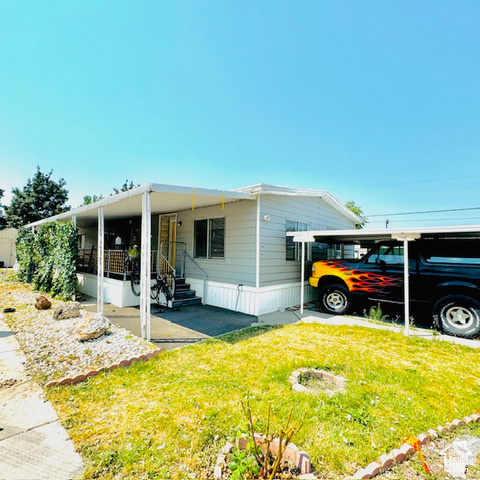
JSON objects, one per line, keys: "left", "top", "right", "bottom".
{"left": 1, "top": 1, "right": 479, "bottom": 228}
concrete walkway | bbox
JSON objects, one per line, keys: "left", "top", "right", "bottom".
{"left": 0, "top": 316, "right": 84, "bottom": 480}
{"left": 256, "top": 306, "right": 480, "bottom": 349}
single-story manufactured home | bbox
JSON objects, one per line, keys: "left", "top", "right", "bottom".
{"left": 28, "top": 183, "right": 360, "bottom": 337}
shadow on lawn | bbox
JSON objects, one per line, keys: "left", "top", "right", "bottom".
{"left": 204, "top": 324, "right": 283, "bottom": 345}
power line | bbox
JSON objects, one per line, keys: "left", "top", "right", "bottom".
{"left": 369, "top": 216, "right": 480, "bottom": 224}
{"left": 367, "top": 207, "right": 480, "bottom": 217}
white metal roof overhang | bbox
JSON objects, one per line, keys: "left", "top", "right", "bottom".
{"left": 28, "top": 183, "right": 254, "bottom": 228}
{"left": 288, "top": 224, "right": 480, "bottom": 244}
{"left": 288, "top": 225, "right": 480, "bottom": 335}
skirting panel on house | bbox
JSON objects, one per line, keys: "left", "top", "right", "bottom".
{"left": 187, "top": 278, "right": 315, "bottom": 316}
{"left": 77, "top": 273, "right": 148, "bottom": 307}
{"left": 77, "top": 273, "right": 315, "bottom": 314}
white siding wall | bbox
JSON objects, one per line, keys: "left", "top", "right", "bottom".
{"left": 258, "top": 195, "right": 355, "bottom": 287}
{"left": 176, "top": 200, "right": 257, "bottom": 287}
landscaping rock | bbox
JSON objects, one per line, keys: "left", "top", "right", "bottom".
{"left": 53, "top": 301, "right": 82, "bottom": 320}
{"left": 35, "top": 295, "right": 51, "bottom": 310}
{"left": 77, "top": 312, "right": 111, "bottom": 341}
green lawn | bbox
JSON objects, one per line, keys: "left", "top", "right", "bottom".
{"left": 46, "top": 322, "right": 480, "bottom": 479}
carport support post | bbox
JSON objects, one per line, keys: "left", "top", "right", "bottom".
{"left": 403, "top": 239, "right": 410, "bottom": 336}
{"left": 393, "top": 233, "right": 420, "bottom": 337}
{"left": 140, "top": 192, "right": 152, "bottom": 341}
{"left": 300, "top": 241, "right": 305, "bottom": 314}
{"left": 293, "top": 234, "right": 315, "bottom": 315}
{"left": 97, "top": 207, "right": 104, "bottom": 314}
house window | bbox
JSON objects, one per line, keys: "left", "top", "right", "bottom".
{"left": 285, "top": 219, "right": 310, "bottom": 261}
{"left": 194, "top": 217, "right": 225, "bottom": 258}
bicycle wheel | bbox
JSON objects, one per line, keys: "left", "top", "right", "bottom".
{"left": 150, "top": 277, "right": 159, "bottom": 300}
{"left": 130, "top": 261, "right": 141, "bottom": 297}
{"left": 164, "top": 273, "right": 176, "bottom": 300}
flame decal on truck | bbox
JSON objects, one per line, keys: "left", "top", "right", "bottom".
{"left": 314, "top": 261, "right": 403, "bottom": 294}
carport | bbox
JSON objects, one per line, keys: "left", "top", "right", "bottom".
{"left": 290, "top": 225, "right": 480, "bottom": 335}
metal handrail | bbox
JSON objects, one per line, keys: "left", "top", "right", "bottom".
{"left": 158, "top": 242, "right": 176, "bottom": 277}
{"left": 181, "top": 249, "right": 207, "bottom": 303}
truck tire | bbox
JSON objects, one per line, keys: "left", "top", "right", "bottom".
{"left": 433, "top": 295, "right": 480, "bottom": 339}
{"left": 318, "top": 284, "right": 351, "bottom": 315}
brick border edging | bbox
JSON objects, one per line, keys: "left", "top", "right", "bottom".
{"left": 214, "top": 434, "right": 313, "bottom": 480}
{"left": 351, "top": 412, "right": 480, "bottom": 479}
{"left": 289, "top": 367, "right": 347, "bottom": 394}
{"left": 45, "top": 348, "right": 165, "bottom": 388}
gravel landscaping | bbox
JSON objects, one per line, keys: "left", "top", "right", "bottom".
{"left": 0, "top": 278, "right": 157, "bottom": 385}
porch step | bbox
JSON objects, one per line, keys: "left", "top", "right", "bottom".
{"left": 172, "top": 276, "right": 201, "bottom": 308}
{"left": 171, "top": 296, "right": 202, "bottom": 309}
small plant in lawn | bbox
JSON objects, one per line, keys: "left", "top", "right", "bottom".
{"left": 228, "top": 399, "right": 305, "bottom": 479}
{"left": 364, "top": 303, "right": 388, "bottom": 323}
{"left": 229, "top": 434, "right": 260, "bottom": 480}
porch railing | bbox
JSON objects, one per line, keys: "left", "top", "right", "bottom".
{"left": 77, "top": 249, "right": 163, "bottom": 278}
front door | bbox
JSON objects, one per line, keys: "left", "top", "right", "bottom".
{"left": 158, "top": 214, "right": 177, "bottom": 270}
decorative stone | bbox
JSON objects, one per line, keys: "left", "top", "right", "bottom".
{"left": 389, "top": 448, "right": 405, "bottom": 463}
{"left": 353, "top": 468, "right": 370, "bottom": 479}
{"left": 292, "top": 383, "right": 308, "bottom": 392}
{"left": 427, "top": 429, "right": 438, "bottom": 439}
{"left": 417, "top": 433, "right": 429, "bottom": 445}
{"left": 451, "top": 418, "right": 464, "bottom": 427}
{"left": 53, "top": 301, "right": 82, "bottom": 320}
{"left": 71, "top": 374, "right": 87, "bottom": 384}
{"left": 76, "top": 311, "right": 111, "bottom": 341}
{"left": 86, "top": 370, "right": 98, "bottom": 378}
{"left": 399, "top": 443, "right": 415, "bottom": 457}
{"left": 289, "top": 367, "right": 348, "bottom": 395}
{"left": 471, "top": 413, "right": 480, "bottom": 422}
{"left": 379, "top": 453, "right": 393, "bottom": 472}
{"left": 35, "top": 295, "right": 51, "bottom": 310}
{"left": 221, "top": 442, "right": 234, "bottom": 455}
{"left": 213, "top": 465, "right": 222, "bottom": 480}
{"left": 57, "top": 377, "right": 73, "bottom": 385}
{"left": 463, "top": 416, "right": 473, "bottom": 424}
{"left": 364, "top": 461, "right": 381, "bottom": 477}
{"left": 295, "top": 450, "right": 311, "bottom": 474}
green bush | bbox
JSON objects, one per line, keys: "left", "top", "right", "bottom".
{"left": 15, "top": 221, "right": 78, "bottom": 299}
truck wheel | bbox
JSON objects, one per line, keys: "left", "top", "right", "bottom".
{"left": 318, "top": 284, "right": 351, "bottom": 315}
{"left": 433, "top": 295, "right": 480, "bottom": 339}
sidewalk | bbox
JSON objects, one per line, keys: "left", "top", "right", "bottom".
{"left": 0, "top": 316, "right": 84, "bottom": 480}
{"left": 255, "top": 306, "right": 480, "bottom": 349}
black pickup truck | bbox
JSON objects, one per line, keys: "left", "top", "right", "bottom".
{"left": 309, "top": 239, "right": 480, "bottom": 338}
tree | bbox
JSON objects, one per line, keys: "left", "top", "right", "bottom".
{"left": 80, "top": 194, "right": 104, "bottom": 206}
{"left": 4, "top": 167, "right": 70, "bottom": 228}
{"left": 345, "top": 200, "right": 367, "bottom": 229}
{"left": 112, "top": 180, "right": 139, "bottom": 195}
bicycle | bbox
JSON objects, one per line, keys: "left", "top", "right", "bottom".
{"left": 150, "top": 270, "right": 176, "bottom": 305}
{"left": 124, "top": 253, "right": 141, "bottom": 297}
